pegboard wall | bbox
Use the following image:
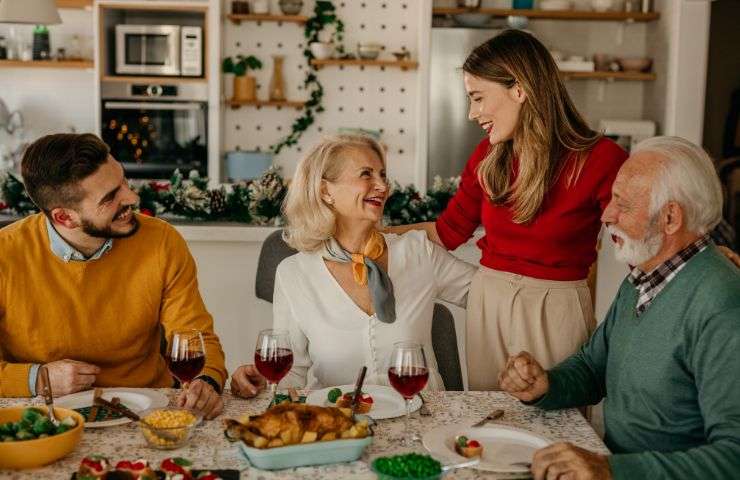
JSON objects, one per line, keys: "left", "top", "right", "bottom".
{"left": 221, "top": 0, "right": 423, "bottom": 185}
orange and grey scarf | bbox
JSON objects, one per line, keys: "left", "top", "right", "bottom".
{"left": 323, "top": 231, "right": 396, "bottom": 323}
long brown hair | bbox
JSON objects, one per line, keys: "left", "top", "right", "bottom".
{"left": 464, "top": 30, "right": 600, "bottom": 223}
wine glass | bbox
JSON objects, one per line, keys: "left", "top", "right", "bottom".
{"left": 388, "top": 342, "right": 429, "bottom": 446}
{"left": 254, "top": 329, "right": 294, "bottom": 407}
{"left": 166, "top": 329, "right": 206, "bottom": 392}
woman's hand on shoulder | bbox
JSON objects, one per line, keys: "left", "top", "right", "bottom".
{"left": 381, "top": 222, "right": 443, "bottom": 247}
{"left": 230, "top": 365, "right": 266, "bottom": 398}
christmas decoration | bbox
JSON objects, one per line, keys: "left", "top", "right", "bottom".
{"left": 0, "top": 168, "right": 459, "bottom": 227}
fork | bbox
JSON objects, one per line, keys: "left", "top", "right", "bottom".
{"left": 472, "top": 408, "right": 504, "bottom": 427}
{"left": 418, "top": 393, "right": 432, "bottom": 416}
{"left": 40, "top": 367, "right": 61, "bottom": 427}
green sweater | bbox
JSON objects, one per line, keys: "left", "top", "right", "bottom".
{"left": 535, "top": 245, "right": 740, "bottom": 480}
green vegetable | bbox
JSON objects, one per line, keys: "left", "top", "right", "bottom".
{"left": 327, "top": 387, "right": 342, "bottom": 403}
{"left": 372, "top": 453, "right": 443, "bottom": 478}
{"left": 456, "top": 435, "right": 468, "bottom": 448}
{"left": 20, "top": 407, "right": 43, "bottom": 424}
{"left": 0, "top": 407, "right": 76, "bottom": 442}
{"left": 0, "top": 422, "right": 14, "bottom": 435}
{"left": 32, "top": 417, "right": 54, "bottom": 435}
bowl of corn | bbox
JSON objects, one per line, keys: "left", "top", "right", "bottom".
{"left": 138, "top": 407, "right": 201, "bottom": 449}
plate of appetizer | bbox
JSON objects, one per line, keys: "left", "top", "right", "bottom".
{"left": 73, "top": 455, "right": 239, "bottom": 479}
{"left": 305, "top": 384, "right": 421, "bottom": 420}
{"left": 224, "top": 403, "right": 373, "bottom": 470}
{"left": 422, "top": 423, "right": 551, "bottom": 473}
{"left": 56, "top": 388, "right": 169, "bottom": 428}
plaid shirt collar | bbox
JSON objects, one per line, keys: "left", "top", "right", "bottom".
{"left": 627, "top": 234, "right": 711, "bottom": 316}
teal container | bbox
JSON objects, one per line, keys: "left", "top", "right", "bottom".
{"left": 512, "top": 0, "right": 534, "bottom": 8}
{"left": 225, "top": 151, "right": 273, "bottom": 181}
{"left": 238, "top": 435, "right": 373, "bottom": 470}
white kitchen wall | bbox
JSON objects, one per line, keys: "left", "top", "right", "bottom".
{"left": 0, "top": 8, "right": 95, "bottom": 147}
{"left": 220, "top": 0, "right": 423, "bottom": 185}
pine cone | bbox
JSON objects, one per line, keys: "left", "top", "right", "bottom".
{"left": 209, "top": 188, "right": 228, "bottom": 216}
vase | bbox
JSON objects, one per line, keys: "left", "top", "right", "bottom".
{"left": 233, "top": 75, "right": 256, "bottom": 101}
{"left": 269, "top": 55, "right": 286, "bottom": 101}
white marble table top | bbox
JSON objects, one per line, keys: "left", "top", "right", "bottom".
{"left": 0, "top": 389, "right": 608, "bottom": 479}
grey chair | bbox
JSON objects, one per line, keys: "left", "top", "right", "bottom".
{"left": 255, "top": 229, "right": 298, "bottom": 303}
{"left": 432, "top": 303, "right": 464, "bottom": 391}
{"left": 255, "top": 229, "right": 464, "bottom": 390}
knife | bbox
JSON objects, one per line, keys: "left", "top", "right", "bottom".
{"left": 350, "top": 366, "right": 367, "bottom": 416}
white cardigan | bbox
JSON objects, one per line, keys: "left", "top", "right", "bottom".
{"left": 273, "top": 230, "right": 477, "bottom": 390}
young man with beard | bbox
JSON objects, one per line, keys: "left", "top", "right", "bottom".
{"left": 0, "top": 134, "right": 227, "bottom": 419}
{"left": 499, "top": 136, "right": 740, "bottom": 480}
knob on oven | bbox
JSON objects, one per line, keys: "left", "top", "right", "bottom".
{"left": 146, "top": 85, "right": 164, "bottom": 97}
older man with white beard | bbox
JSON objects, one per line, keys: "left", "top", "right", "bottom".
{"left": 498, "top": 136, "right": 740, "bottom": 480}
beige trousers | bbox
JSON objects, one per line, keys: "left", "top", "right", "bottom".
{"left": 466, "top": 267, "right": 596, "bottom": 391}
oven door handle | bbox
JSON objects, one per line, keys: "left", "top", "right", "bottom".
{"left": 103, "top": 101, "right": 204, "bottom": 111}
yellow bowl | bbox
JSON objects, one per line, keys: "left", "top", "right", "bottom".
{"left": 0, "top": 406, "right": 85, "bottom": 469}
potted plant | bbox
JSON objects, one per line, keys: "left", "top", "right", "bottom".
{"left": 222, "top": 55, "right": 263, "bottom": 102}
{"left": 305, "top": 1, "right": 345, "bottom": 60}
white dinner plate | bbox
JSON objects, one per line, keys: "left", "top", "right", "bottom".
{"left": 305, "top": 384, "right": 421, "bottom": 420}
{"left": 55, "top": 388, "right": 169, "bottom": 428}
{"left": 423, "top": 423, "right": 552, "bottom": 473}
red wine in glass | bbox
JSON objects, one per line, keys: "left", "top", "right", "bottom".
{"left": 166, "top": 353, "right": 206, "bottom": 384}
{"left": 388, "top": 342, "right": 429, "bottom": 446}
{"left": 167, "top": 329, "right": 206, "bottom": 388}
{"left": 254, "top": 329, "right": 293, "bottom": 406}
{"left": 254, "top": 348, "right": 294, "bottom": 383}
{"left": 388, "top": 366, "right": 429, "bottom": 399}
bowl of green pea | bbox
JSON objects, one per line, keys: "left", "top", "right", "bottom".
{"left": 0, "top": 406, "right": 84, "bottom": 469}
{"left": 371, "top": 453, "right": 445, "bottom": 480}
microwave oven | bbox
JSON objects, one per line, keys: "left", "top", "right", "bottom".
{"left": 115, "top": 25, "right": 202, "bottom": 77}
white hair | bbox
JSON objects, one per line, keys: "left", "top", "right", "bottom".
{"left": 633, "top": 136, "right": 723, "bottom": 235}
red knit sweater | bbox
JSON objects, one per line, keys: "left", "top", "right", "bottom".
{"left": 436, "top": 137, "right": 628, "bottom": 281}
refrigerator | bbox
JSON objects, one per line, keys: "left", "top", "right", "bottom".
{"left": 428, "top": 27, "right": 503, "bottom": 184}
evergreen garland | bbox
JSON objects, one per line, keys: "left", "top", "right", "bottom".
{"left": 0, "top": 169, "right": 459, "bottom": 226}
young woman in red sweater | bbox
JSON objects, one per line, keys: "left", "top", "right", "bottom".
{"left": 394, "top": 30, "right": 628, "bottom": 390}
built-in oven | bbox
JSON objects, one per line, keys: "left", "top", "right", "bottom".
{"left": 101, "top": 82, "right": 207, "bottom": 179}
{"left": 115, "top": 24, "right": 202, "bottom": 77}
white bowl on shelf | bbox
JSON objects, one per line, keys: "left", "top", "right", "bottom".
{"left": 357, "top": 43, "right": 383, "bottom": 60}
{"left": 540, "top": 0, "right": 572, "bottom": 10}
{"left": 309, "top": 42, "right": 334, "bottom": 60}
{"left": 452, "top": 12, "right": 493, "bottom": 27}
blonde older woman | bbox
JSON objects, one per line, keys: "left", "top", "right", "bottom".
{"left": 230, "top": 134, "right": 476, "bottom": 396}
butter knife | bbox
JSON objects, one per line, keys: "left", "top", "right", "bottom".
{"left": 350, "top": 366, "right": 367, "bottom": 416}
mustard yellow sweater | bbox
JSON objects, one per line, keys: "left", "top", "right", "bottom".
{"left": 0, "top": 213, "right": 227, "bottom": 397}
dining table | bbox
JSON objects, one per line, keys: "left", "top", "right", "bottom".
{"left": 0, "top": 389, "right": 609, "bottom": 479}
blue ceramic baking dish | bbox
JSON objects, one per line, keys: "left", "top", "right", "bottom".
{"left": 238, "top": 435, "right": 373, "bottom": 470}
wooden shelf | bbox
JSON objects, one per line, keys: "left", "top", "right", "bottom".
{"left": 310, "top": 59, "right": 419, "bottom": 71}
{"left": 560, "top": 70, "right": 656, "bottom": 80}
{"left": 57, "top": 0, "right": 92, "bottom": 8}
{"left": 433, "top": 7, "right": 659, "bottom": 22}
{"left": 101, "top": 75, "right": 207, "bottom": 85}
{"left": 227, "top": 99, "right": 305, "bottom": 110}
{"left": 0, "top": 59, "right": 93, "bottom": 69}
{"left": 227, "top": 14, "right": 308, "bottom": 25}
